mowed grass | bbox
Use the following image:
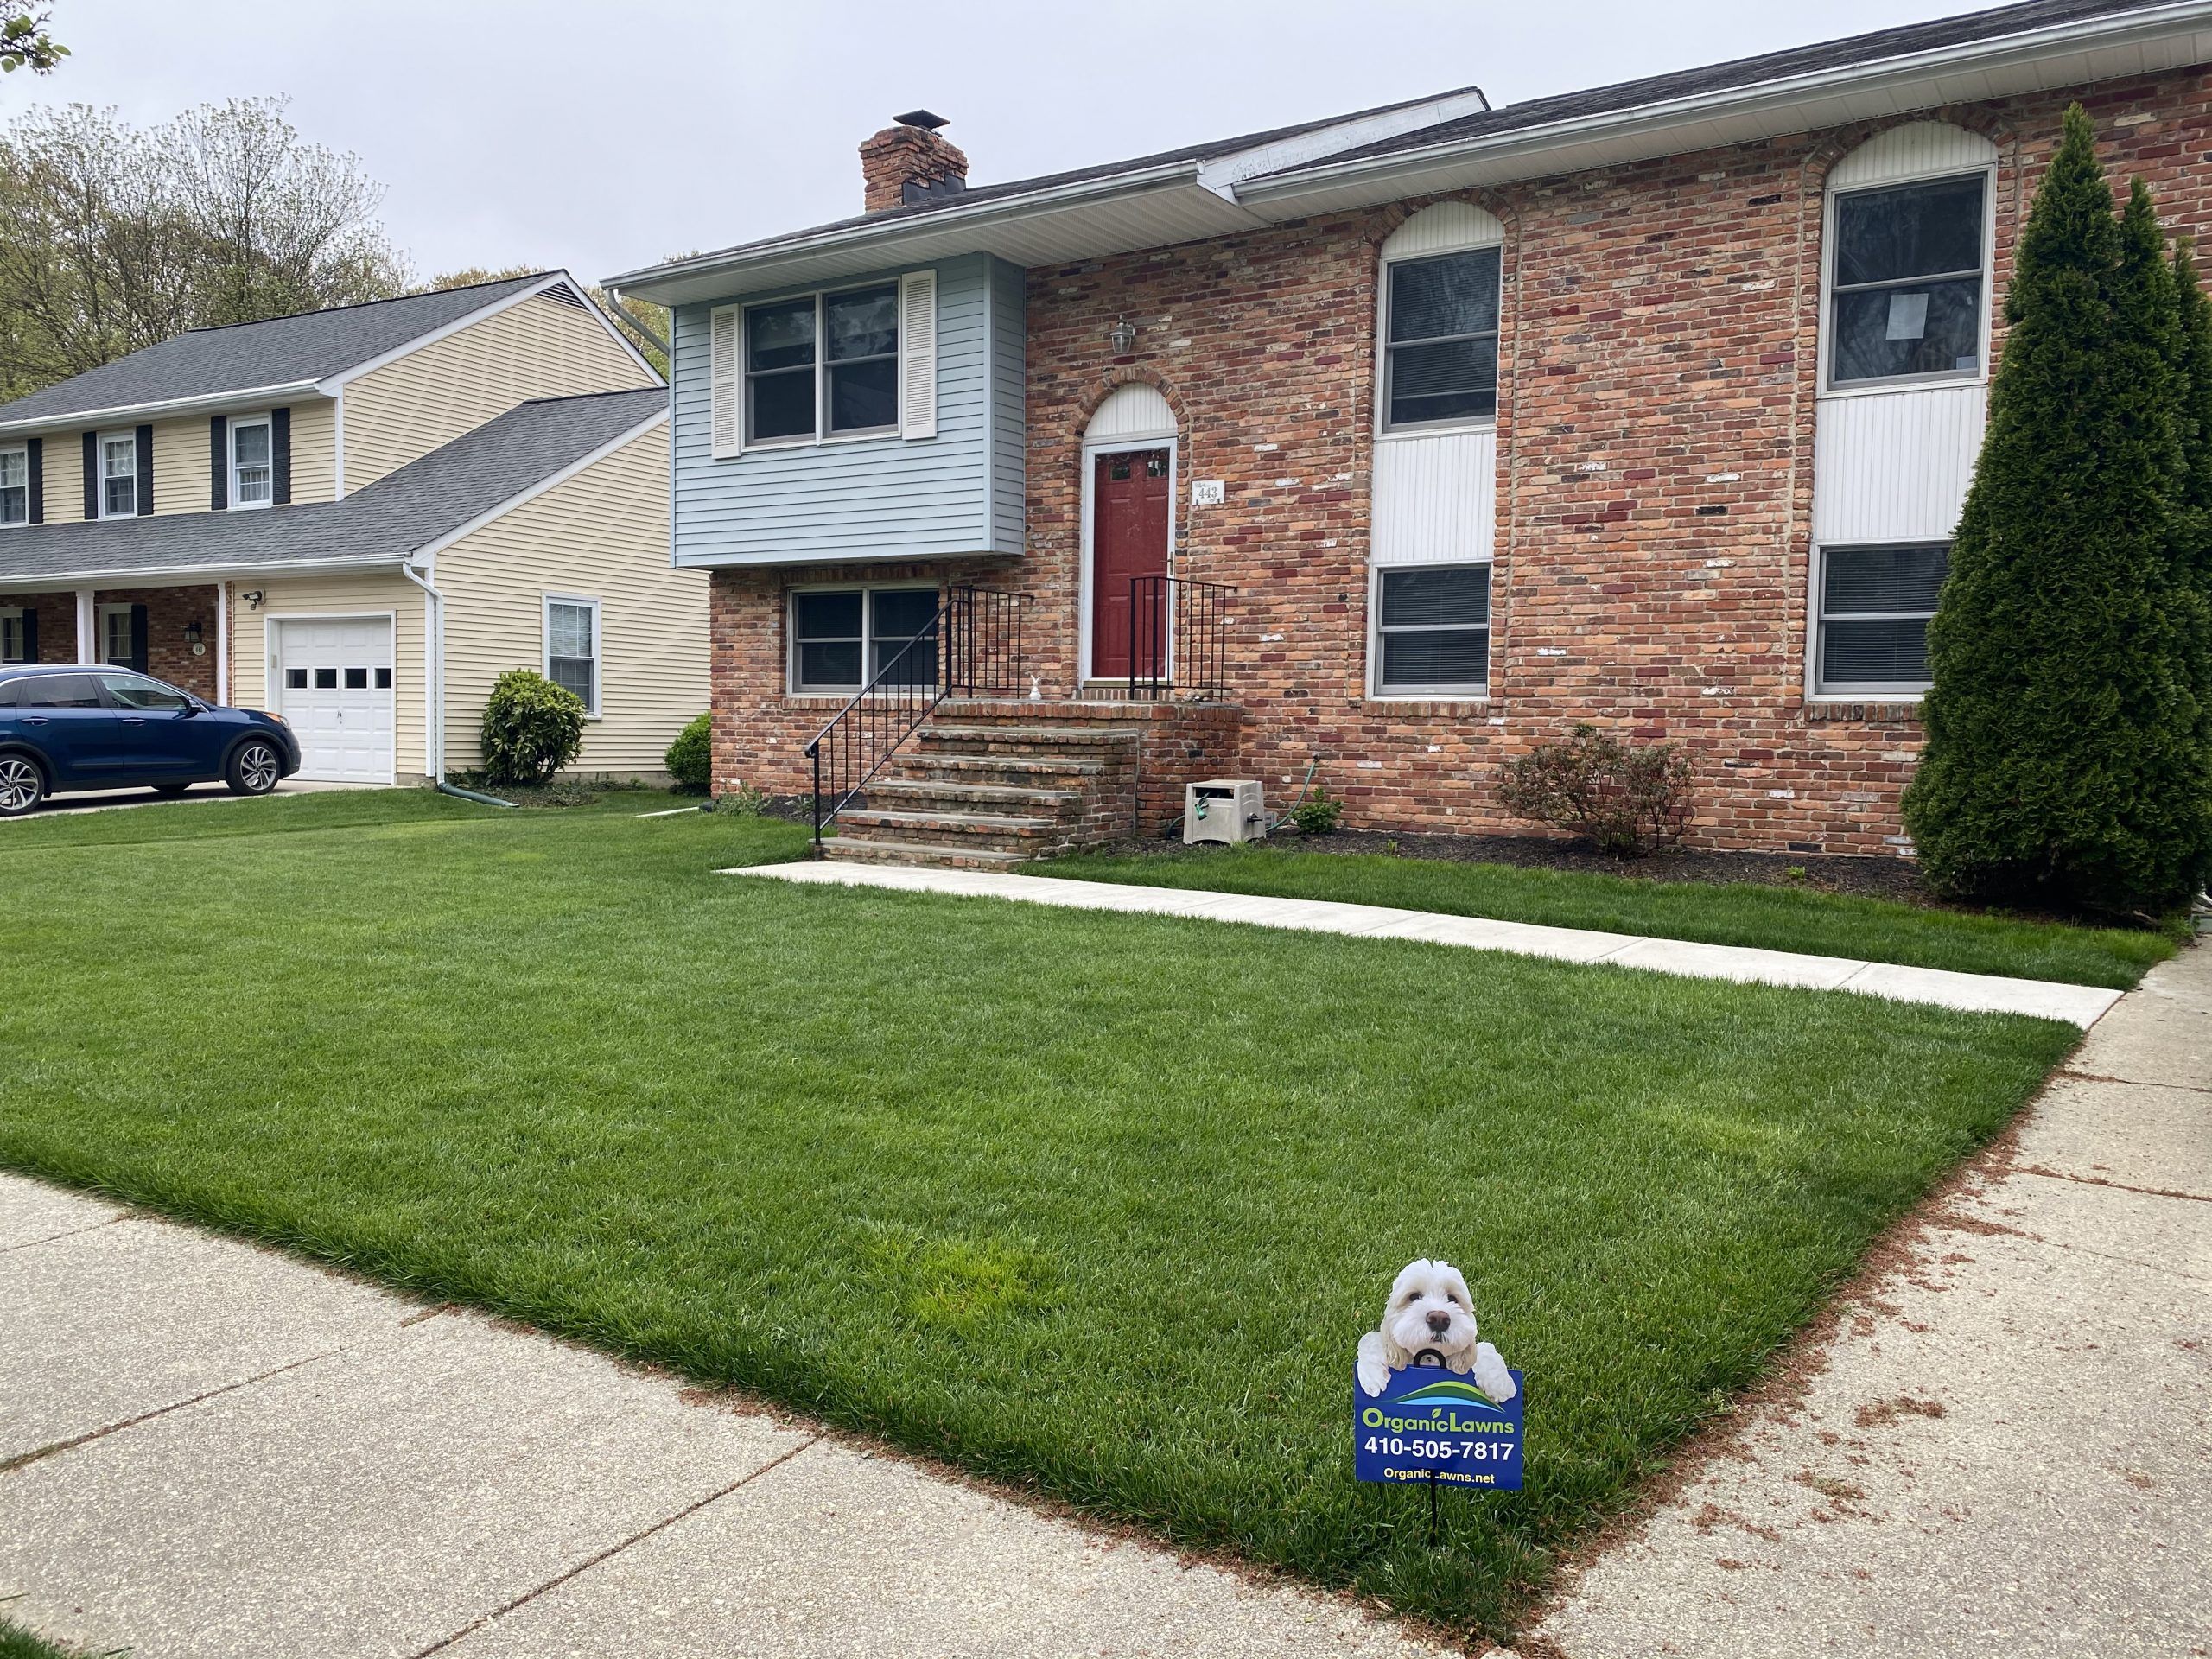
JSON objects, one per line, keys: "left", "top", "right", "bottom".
{"left": 1050, "top": 842, "right": 2178, "bottom": 988}
{"left": 0, "top": 795, "right": 2080, "bottom": 1638}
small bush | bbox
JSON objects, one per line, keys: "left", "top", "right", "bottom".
{"left": 666, "top": 712, "right": 711, "bottom": 792}
{"left": 480, "top": 670, "right": 585, "bottom": 787}
{"left": 717, "top": 780, "right": 768, "bottom": 817}
{"left": 1287, "top": 784, "right": 1343, "bottom": 836}
{"left": 1497, "top": 724, "right": 1693, "bottom": 857}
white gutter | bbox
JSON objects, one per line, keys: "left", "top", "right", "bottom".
{"left": 0, "top": 381, "right": 323, "bottom": 437}
{"left": 401, "top": 556, "right": 514, "bottom": 807}
{"left": 1236, "top": 0, "right": 2212, "bottom": 203}
{"left": 0, "top": 553, "right": 404, "bottom": 587}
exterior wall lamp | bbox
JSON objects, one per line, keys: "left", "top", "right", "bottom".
{"left": 241, "top": 590, "right": 263, "bottom": 611}
{"left": 1107, "top": 317, "right": 1137, "bottom": 354}
{"left": 183, "top": 621, "right": 204, "bottom": 645}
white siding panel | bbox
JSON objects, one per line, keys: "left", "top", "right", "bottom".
{"left": 1828, "top": 121, "right": 1998, "bottom": 190}
{"left": 1813, "top": 383, "right": 1986, "bottom": 545}
{"left": 1382, "top": 200, "right": 1504, "bottom": 257}
{"left": 1371, "top": 428, "right": 1496, "bottom": 566}
{"left": 1085, "top": 383, "right": 1176, "bottom": 442}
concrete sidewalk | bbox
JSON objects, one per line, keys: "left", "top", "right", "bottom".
{"left": 725, "top": 861, "right": 2124, "bottom": 1026}
{"left": 0, "top": 1178, "right": 1449, "bottom": 1659}
{"left": 1527, "top": 940, "right": 2211, "bottom": 1659}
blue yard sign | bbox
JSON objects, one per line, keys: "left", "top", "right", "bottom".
{"left": 1354, "top": 1364, "right": 1525, "bottom": 1491}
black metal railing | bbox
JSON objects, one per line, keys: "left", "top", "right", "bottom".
{"left": 1128, "top": 574, "right": 1234, "bottom": 702}
{"left": 804, "top": 585, "right": 1030, "bottom": 856}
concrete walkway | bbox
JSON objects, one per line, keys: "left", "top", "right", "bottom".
{"left": 0, "top": 1176, "right": 1451, "bottom": 1659}
{"left": 1526, "top": 940, "right": 2210, "bottom": 1659}
{"left": 726, "top": 861, "right": 2124, "bottom": 1027}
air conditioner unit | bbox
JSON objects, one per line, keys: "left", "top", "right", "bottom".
{"left": 1184, "top": 779, "right": 1266, "bottom": 846}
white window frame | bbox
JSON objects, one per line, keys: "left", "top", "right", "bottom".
{"left": 229, "top": 413, "right": 275, "bottom": 510}
{"left": 1379, "top": 245, "right": 1503, "bottom": 436}
{"left": 97, "top": 601, "right": 136, "bottom": 666}
{"left": 99, "top": 431, "right": 137, "bottom": 519}
{"left": 0, "top": 445, "right": 28, "bottom": 527}
{"left": 543, "top": 594, "right": 601, "bottom": 719}
{"left": 785, "top": 582, "right": 941, "bottom": 696}
{"left": 1368, "top": 561, "right": 1494, "bottom": 699}
{"left": 0, "top": 607, "right": 24, "bottom": 664}
{"left": 742, "top": 281, "right": 902, "bottom": 448}
{"left": 1813, "top": 541, "right": 1948, "bottom": 697}
{"left": 1819, "top": 166, "right": 1996, "bottom": 397}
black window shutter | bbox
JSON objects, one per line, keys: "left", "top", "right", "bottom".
{"left": 271, "top": 407, "right": 291, "bottom": 505}
{"left": 128, "top": 604, "right": 149, "bottom": 673}
{"left": 81, "top": 431, "right": 97, "bottom": 518}
{"left": 135, "top": 423, "right": 154, "bottom": 515}
{"left": 25, "top": 437, "right": 41, "bottom": 524}
{"left": 209, "top": 416, "right": 228, "bottom": 510}
{"left": 19, "top": 607, "right": 35, "bottom": 664}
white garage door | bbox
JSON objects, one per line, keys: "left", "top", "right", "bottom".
{"left": 274, "top": 617, "right": 395, "bottom": 784}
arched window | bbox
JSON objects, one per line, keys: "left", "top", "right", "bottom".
{"left": 1379, "top": 202, "right": 1504, "bottom": 432}
{"left": 1822, "top": 122, "right": 1997, "bottom": 391}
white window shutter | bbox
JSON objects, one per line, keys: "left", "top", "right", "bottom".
{"left": 709, "top": 307, "right": 742, "bottom": 457}
{"left": 899, "top": 270, "right": 937, "bottom": 440}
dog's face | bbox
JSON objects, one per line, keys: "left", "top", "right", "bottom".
{"left": 1380, "top": 1258, "right": 1478, "bottom": 1361}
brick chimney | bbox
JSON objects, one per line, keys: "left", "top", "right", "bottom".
{"left": 861, "top": 110, "right": 968, "bottom": 212}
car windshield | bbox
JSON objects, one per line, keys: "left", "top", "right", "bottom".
{"left": 99, "top": 672, "right": 192, "bottom": 710}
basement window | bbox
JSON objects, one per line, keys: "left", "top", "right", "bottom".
{"left": 1372, "top": 564, "right": 1491, "bottom": 696}
{"left": 1815, "top": 543, "right": 1948, "bottom": 695}
{"left": 789, "top": 587, "right": 939, "bottom": 695}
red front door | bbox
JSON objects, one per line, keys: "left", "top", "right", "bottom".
{"left": 1090, "top": 448, "right": 1171, "bottom": 680}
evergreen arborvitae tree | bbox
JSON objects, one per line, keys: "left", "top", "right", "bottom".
{"left": 2168, "top": 237, "right": 2212, "bottom": 885}
{"left": 1903, "top": 105, "right": 2210, "bottom": 914}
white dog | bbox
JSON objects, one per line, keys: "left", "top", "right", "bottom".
{"left": 1356, "top": 1257, "right": 1516, "bottom": 1402}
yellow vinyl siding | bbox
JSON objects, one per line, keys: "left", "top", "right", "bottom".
{"left": 26, "top": 397, "right": 335, "bottom": 524}
{"left": 149, "top": 419, "right": 205, "bottom": 516}
{"left": 229, "top": 570, "right": 427, "bottom": 779}
{"left": 340, "top": 293, "right": 652, "bottom": 494}
{"left": 435, "top": 419, "right": 702, "bottom": 775}
{"left": 283, "top": 399, "right": 338, "bottom": 505}
{"left": 40, "top": 438, "right": 80, "bottom": 523}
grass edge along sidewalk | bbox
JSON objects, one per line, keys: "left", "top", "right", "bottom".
{"left": 0, "top": 793, "right": 2087, "bottom": 1640}
{"left": 1046, "top": 843, "right": 2180, "bottom": 988}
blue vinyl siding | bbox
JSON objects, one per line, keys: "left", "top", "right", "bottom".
{"left": 670, "top": 252, "right": 1025, "bottom": 567}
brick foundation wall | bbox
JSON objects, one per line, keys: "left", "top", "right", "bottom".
{"left": 708, "top": 71, "right": 2212, "bottom": 854}
{"left": 93, "top": 586, "right": 221, "bottom": 700}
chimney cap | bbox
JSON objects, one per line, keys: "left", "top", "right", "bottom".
{"left": 893, "top": 108, "right": 950, "bottom": 131}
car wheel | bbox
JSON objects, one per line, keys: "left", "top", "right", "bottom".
{"left": 226, "top": 739, "right": 284, "bottom": 797}
{"left": 154, "top": 783, "right": 193, "bottom": 797}
{"left": 0, "top": 753, "right": 45, "bottom": 816}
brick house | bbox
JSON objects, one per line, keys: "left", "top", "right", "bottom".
{"left": 607, "top": 0, "right": 2212, "bottom": 861}
{"left": 0, "top": 274, "right": 706, "bottom": 787}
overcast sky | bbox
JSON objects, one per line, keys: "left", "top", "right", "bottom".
{"left": 11, "top": 0, "right": 1995, "bottom": 286}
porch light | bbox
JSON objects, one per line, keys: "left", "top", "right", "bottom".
{"left": 183, "top": 621, "right": 204, "bottom": 646}
{"left": 242, "top": 590, "right": 263, "bottom": 611}
{"left": 1108, "top": 317, "right": 1137, "bottom": 354}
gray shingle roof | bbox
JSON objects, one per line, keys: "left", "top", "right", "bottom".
{"left": 0, "top": 273, "right": 557, "bottom": 427}
{"left": 0, "top": 387, "right": 665, "bottom": 585}
{"left": 1268, "top": 0, "right": 2167, "bottom": 174}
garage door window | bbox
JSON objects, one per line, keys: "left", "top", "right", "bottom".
{"left": 545, "top": 596, "right": 600, "bottom": 715}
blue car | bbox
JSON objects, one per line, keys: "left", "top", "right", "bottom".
{"left": 0, "top": 664, "right": 301, "bottom": 815}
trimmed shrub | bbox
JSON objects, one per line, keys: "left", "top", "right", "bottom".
{"left": 1497, "top": 724, "right": 1691, "bottom": 857}
{"left": 480, "top": 670, "right": 585, "bottom": 787}
{"left": 665, "top": 712, "right": 711, "bottom": 792}
{"left": 1903, "top": 107, "right": 2212, "bottom": 915}
{"left": 1287, "top": 783, "right": 1343, "bottom": 836}
{"left": 2169, "top": 237, "right": 2212, "bottom": 885}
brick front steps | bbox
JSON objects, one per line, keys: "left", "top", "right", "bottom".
{"left": 820, "top": 698, "right": 1243, "bottom": 868}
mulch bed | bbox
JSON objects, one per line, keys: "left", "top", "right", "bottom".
{"left": 1103, "top": 828, "right": 1937, "bottom": 906}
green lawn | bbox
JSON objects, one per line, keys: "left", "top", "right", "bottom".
{"left": 0, "top": 1614, "right": 107, "bottom": 1659}
{"left": 1049, "top": 842, "right": 2178, "bottom": 988}
{"left": 0, "top": 794, "right": 2081, "bottom": 1639}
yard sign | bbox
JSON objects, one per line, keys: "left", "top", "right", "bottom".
{"left": 1354, "top": 1363, "right": 1524, "bottom": 1491}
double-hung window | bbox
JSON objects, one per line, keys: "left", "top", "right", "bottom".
{"left": 99, "top": 434, "right": 137, "bottom": 518}
{"left": 1827, "top": 174, "right": 1987, "bottom": 386}
{"left": 544, "top": 596, "right": 600, "bottom": 715}
{"left": 231, "top": 416, "right": 273, "bottom": 508}
{"left": 1816, "top": 543, "right": 1948, "bottom": 694}
{"left": 1383, "top": 247, "right": 1501, "bottom": 429}
{"left": 745, "top": 283, "right": 900, "bottom": 444}
{"left": 1, "top": 608, "right": 26, "bottom": 664}
{"left": 790, "top": 587, "right": 939, "bottom": 694}
{"left": 0, "top": 448, "right": 27, "bottom": 526}
{"left": 1373, "top": 565, "right": 1491, "bottom": 696}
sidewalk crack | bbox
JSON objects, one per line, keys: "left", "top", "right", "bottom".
{"left": 2019, "top": 1164, "right": 2212, "bottom": 1204}
{"left": 410, "top": 1434, "right": 823, "bottom": 1657}
{"left": 0, "top": 1215, "right": 129, "bottom": 1255}
{"left": 0, "top": 1346, "right": 344, "bottom": 1476}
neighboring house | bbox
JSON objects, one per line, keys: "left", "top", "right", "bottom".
{"left": 0, "top": 273, "right": 705, "bottom": 785}
{"left": 607, "top": 0, "right": 2212, "bottom": 861}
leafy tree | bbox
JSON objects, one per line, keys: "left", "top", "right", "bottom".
{"left": 0, "top": 99, "right": 408, "bottom": 401}
{"left": 1903, "top": 105, "right": 2212, "bottom": 914}
{"left": 2, "top": 8, "right": 67, "bottom": 77}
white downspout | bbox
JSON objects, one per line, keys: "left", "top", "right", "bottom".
{"left": 399, "top": 559, "right": 512, "bottom": 807}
